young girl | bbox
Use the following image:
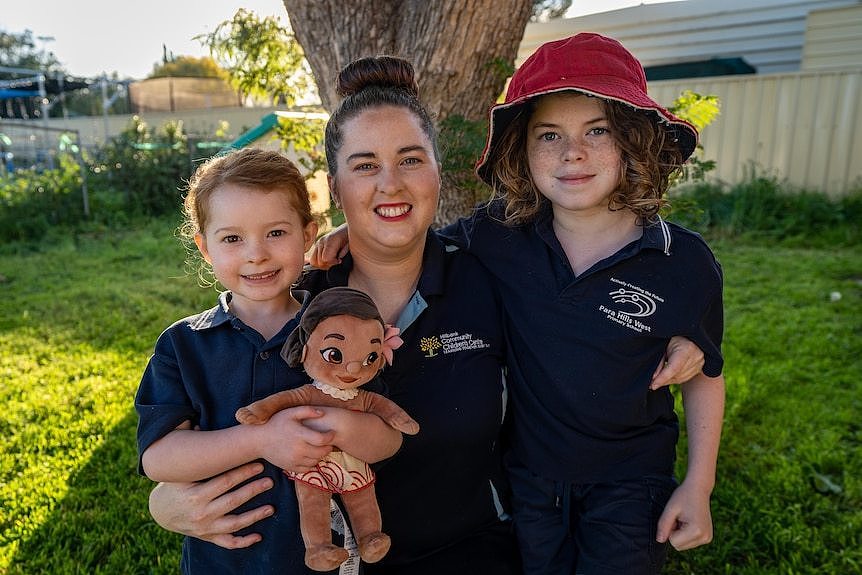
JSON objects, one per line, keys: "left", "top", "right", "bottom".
{"left": 135, "top": 147, "right": 402, "bottom": 574}
{"left": 454, "top": 33, "right": 726, "bottom": 574}
{"left": 314, "top": 33, "right": 725, "bottom": 574}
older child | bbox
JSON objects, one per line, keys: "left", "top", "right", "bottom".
{"left": 135, "top": 148, "right": 401, "bottom": 574}
{"left": 451, "top": 33, "right": 726, "bottom": 574}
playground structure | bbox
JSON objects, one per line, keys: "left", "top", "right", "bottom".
{"left": 225, "top": 110, "right": 332, "bottom": 217}
{"left": 0, "top": 65, "right": 95, "bottom": 121}
{"left": 0, "top": 120, "right": 90, "bottom": 216}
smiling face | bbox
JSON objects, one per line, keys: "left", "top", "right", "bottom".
{"left": 328, "top": 105, "right": 440, "bottom": 257}
{"left": 301, "top": 314, "right": 386, "bottom": 389}
{"left": 194, "top": 184, "right": 317, "bottom": 313}
{"left": 526, "top": 92, "right": 623, "bottom": 218}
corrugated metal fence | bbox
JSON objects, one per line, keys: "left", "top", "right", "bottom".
{"left": 649, "top": 68, "right": 862, "bottom": 196}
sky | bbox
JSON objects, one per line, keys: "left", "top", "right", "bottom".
{"left": 3, "top": 1, "right": 677, "bottom": 80}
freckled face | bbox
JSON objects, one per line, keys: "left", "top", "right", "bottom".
{"left": 526, "top": 92, "right": 623, "bottom": 217}
{"left": 302, "top": 315, "right": 386, "bottom": 389}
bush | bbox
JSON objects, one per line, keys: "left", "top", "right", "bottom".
{"left": 0, "top": 156, "right": 87, "bottom": 242}
{"left": 89, "top": 116, "right": 198, "bottom": 218}
{"left": 0, "top": 117, "right": 228, "bottom": 245}
{"left": 665, "top": 175, "right": 861, "bottom": 247}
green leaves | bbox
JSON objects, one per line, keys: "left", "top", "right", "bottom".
{"left": 195, "top": 9, "right": 317, "bottom": 106}
{"left": 668, "top": 89, "right": 721, "bottom": 132}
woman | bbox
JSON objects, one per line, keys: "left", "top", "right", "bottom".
{"left": 148, "top": 55, "right": 705, "bottom": 574}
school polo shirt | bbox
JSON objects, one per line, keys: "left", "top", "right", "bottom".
{"left": 135, "top": 291, "right": 326, "bottom": 575}
{"left": 439, "top": 202, "right": 723, "bottom": 483}
{"left": 299, "top": 230, "right": 514, "bottom": 568}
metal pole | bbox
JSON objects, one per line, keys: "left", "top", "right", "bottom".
{"left": 101, "top": 75, "right": 110, "bottom": 143}
{"left": 37, "top": 73, "right": 49, "bottom": 123}
{"left": 73, "top": 129, "right": 90, "bottom": 217}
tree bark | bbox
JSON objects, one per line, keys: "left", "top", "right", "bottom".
{"left": 283, "top": 0, "right": 533, "bottom": 224}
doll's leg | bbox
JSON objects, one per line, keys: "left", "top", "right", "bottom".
{"left": 341, "top": 484, "right": 390, "bottom": 563}
{"left": 295, "top": 482, "right": 349, "bottom": 571}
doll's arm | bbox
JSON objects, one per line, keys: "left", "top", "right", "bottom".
{"left": 238, "top": 386, "right": 404, "bottom": 463}
{"left": 307, "top": 407, "right": 404, "bottom": 463}
{"left": 656, "top": 372, "right": 725, "bottom": 550}
{"left": 359, "top": 390, "right": 420, "bottom": 435}
{"left": 236, "top": 386, "right": 318, "bottom": 425}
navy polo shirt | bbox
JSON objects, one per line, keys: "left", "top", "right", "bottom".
{"left": 135, "top": 291, "right": 327, "bottom": 575}
{"left": 440, "top": 201, "right": 723, "bottom": 483}
{"left": 299, "top": 230, "right": 516, "bottom": 569}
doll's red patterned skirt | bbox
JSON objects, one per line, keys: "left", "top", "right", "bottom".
{"left": 286, "top": 450, "right": 375, "bottom": 493}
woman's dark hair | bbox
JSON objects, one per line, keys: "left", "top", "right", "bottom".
{"left": 324, "top": 55, "right": 439, "bottom": 175}
{"left": 281, "top": 287, "right": 384, "bottom": 367}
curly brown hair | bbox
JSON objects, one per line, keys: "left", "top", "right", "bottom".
{"left": 488, "top": 94, "right": 686, "bottom": 226}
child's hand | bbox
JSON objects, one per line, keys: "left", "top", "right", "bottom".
{"left": 655, "top": 480, "right": 714, "bottom": 550}
{"left": 258, "top": 406, "right": 336, "bottom": 472}
{"left": 650, "top": 336, "right": 705, "bottom": 390}
{"left": 305, "top": 406, "right": 404, "bottom": 464}
{"left": 307, "top": 224, "right": 349, "bottom": 269}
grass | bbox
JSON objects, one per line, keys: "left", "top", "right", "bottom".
{"left": 1, "top": 217, "right": 860, "bottom": 574}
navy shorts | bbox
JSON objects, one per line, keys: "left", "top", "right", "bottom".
{"left": 508, "top": 460, "right": 677, "bottom": 575}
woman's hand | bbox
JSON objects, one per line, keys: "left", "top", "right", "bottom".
{"left": 307, "top": 224, "right": 349, "bottom": 269}
{"left": 148, "top": 462, "right": 274, "bottom": 549}
{"left": 650, "top": 336, "right": 705, "bottom": 389}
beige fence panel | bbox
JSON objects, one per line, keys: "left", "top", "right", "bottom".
{"left": 649, "top": 68, "right": 862, "bottom": 196}
{"left": 129, "top": 78, "right": 241, "bottom": 113}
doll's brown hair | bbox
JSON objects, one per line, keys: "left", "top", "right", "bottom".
{"left": 282, "top": 287, "right": 384, "bottom": 368}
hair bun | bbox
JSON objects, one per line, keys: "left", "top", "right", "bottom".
{"left": 336, "top": 55, "right": 419, "bottom": 99}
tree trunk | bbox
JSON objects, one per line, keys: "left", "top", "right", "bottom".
{"left": 283, "top": 0, "right": 533, "bottom": 224}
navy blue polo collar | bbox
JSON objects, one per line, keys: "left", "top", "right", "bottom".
{"left": 187, "top": 290, "right": 313, "bottom": 331}
{"left": 186, "top": 292, "right": 233, "bottom": 331}
{"left": 534, "top": 205, "right": 672, "bottom": 257}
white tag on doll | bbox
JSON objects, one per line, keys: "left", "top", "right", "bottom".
{"left": 331, "top": 499, "right": 360, "bottom": 575}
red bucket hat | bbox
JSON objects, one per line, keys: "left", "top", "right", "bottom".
{"left": 475, "top": 32, "right": 698, "bottom": 185}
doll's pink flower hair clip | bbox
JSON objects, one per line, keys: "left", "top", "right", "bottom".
{"left": 382, "top": 325, "right": 404, "bottom": 365}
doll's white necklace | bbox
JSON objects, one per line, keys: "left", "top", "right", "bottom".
{"left": 312, "top": 380, "right": 359, "bottom": 401}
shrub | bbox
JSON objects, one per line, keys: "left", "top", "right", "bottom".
{"left": 666, "top": 174, "right": 861, "bottom": 246}
{"left": 89, "top": 116, "right": 198, "bottom": 218}
{"left": 0, "top": 156, "right": 87, "bottom": 242}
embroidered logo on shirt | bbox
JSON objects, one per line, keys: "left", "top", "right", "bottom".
{"left": 420, "top": 332, "right": 490, "bottom": 357}
{"left": 598, "top": 277, "right": 664, "bottom": 333}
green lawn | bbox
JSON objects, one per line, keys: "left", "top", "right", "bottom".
{"left": 1, "top": 219, "right": 860, "bottom": 574}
